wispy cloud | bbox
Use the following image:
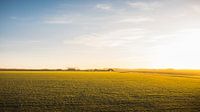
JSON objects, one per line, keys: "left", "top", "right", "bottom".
{"left": 10, "top": 16, "right": 17, "bottom": 20}
{"left": 0, "top": 40, "right": 41, "bottom": 48}
{"left": 43, "top": 15, "right": 75, "bottom": 24}
{"left": 64, "top": 28, "right": 147, "bottom": 48}
{"left": 127, "top": 1, "right": 161, "bottom": 11}
{"left": 96, "top": 4, "right": 112, "bottom": 10}
{"left": 10, "top": 16, "right": 33, "bottom": 21}
{"left": 44, "top": 20, "right": 73, "bottom": 24}
{"left": 116, "top": 17, "right": 154, "bottom": 23}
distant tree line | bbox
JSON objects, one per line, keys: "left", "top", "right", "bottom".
{"left": 62, "top": 68, "right": 114, "bottom": 72}
{"left": 0, "top": 68, "right": 114, "bottom": 72}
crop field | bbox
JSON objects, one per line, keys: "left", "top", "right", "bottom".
{"left": 0, "top": 70, "right": 200, "bottom": 112}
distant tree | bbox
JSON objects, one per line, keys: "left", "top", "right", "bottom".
{"left": 56, "top": 69, "right": 62, "bottom": 71}
{"left": 94, "top": 69, "right": 98, "bottom": 71}
{"left": 107, "top": 68, "right": 114, "bottom": 72}
{"left": 67, "top": 68, "right": 76, "bottom": 71}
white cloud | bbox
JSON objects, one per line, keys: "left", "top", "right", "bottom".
{"left": 127, "top": 1, "right": 161, "bottom": 11}
{"left": 96, "top": 4, "right": 112, "bottom": 10}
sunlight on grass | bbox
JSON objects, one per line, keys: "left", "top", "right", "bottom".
{"left": 0, "top": 70, "right": 199, "bottom": 111}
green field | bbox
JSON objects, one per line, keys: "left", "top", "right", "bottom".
{"left": 0, "top": 70, "right": 200, "bottom": 112}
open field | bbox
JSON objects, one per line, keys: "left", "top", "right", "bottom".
{"left": 0, "top": 70, "right": 200, "bottom": 112}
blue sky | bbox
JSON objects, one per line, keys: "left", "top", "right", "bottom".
{"left": 1, "top": 0, "right": 200, "bottom": 69}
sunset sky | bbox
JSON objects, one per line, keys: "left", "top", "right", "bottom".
{"left": 0, "top": 0, "right": 200, "bottom": 69}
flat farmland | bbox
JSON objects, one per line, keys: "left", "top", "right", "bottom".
{"left": 0, "top": 70, "right": 200, "bottom": 112}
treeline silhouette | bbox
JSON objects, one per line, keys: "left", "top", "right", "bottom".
{"left": 0, "top": 68, "right": 114, "bottom": 72}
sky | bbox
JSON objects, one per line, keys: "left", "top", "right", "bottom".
{"left": 0, "top": 0, "right": 200, "bottom": 69}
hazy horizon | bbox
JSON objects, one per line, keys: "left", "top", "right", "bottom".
{"left": 1, "top": 0, "right": 200, "bottom": 69}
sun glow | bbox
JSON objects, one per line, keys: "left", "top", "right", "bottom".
{"left": 153, "top": 29, "right": 200, "bottom": 69}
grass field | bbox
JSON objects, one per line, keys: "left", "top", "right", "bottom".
{"left": 0, "top": 70, "right": 200, "bottom": 112}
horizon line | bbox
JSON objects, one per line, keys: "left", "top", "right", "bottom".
{"left": 0, "top": 67, "right": 200, "bottom": 71}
